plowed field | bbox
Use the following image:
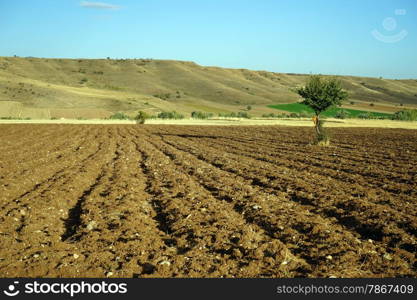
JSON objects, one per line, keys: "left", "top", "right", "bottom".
{"left": 0, "top": 125, "right": 416, "bottom": 278}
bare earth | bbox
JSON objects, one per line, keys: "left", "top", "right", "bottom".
{"left": 0, "top": 118, "right": 416, "bottom": 129}
{"left": 0, "top": 124, "right": 416, "bottom": 278}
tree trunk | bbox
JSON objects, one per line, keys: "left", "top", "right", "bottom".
{"left": 314, "top": 114, "right": 320, "bottom": 135}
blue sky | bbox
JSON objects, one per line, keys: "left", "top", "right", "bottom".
{"left": 0, "top": 0, "right": 416, "bottom": 78}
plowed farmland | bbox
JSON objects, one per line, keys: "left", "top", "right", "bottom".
{"left": 0, "top": 124, "right": 416, "bottom": 278}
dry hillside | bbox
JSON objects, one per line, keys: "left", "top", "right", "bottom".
{"left": 0, "top": 56, "right": 416, "bottom": 119}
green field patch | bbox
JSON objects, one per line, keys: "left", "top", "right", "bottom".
{"left": 267, "top": 103, "right": 392, "bottom": 118}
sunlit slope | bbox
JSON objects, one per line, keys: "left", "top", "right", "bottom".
{"left": 0, "top": 57, "right": 416, "bottom": 118}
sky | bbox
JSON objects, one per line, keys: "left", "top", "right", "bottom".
{"left": 0, "top": 0, "right": 416, "bottom": 79}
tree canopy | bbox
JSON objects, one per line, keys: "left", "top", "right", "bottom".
{"left": 296, "top": 75, "right": 348, "bottom": 116}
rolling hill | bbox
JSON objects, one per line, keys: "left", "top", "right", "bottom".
{"left": 1, "top": 56, "right": 417, "bottom": 119}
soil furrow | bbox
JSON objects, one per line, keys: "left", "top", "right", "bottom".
{"left": 155, "top": 133, "right": 416, "bottom": 275}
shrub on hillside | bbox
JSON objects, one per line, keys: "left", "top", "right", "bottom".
{"left": 157, "top": 111, "right": 184, "bottom": 119}
{"left": 358, "top": 112, "right": 372, "bottom": 119}
{"left": 262, "top": 113, "right": 276, "bottom": 118}
{"left": 237, "top": 111, "right": 251, "bottom": 119}
{"left": 392, "top": 109, "right": 417, "bottom": 121}
{"left": 218, "top": 112, "right": 235, "bottom": 118}
{"left": 109, "top": 112, "right": 130, "bottom": 120}
{"left": 191, "top": 111, "right": 214, "bottom": 119}
{"left": 0, "top": 116, "right": 31, "bottom": 120}
{"left": 153, "top": 93, "right": 171, "bottom": 100}
{"left": 218, "top": 112, "right": 251, "bottom": 118}
{"left": 335, "top": 109, "right": 350, "bottom": 119}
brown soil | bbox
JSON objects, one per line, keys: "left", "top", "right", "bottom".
{"left": 0, "top": 124, "right": 416, "bottom": 278}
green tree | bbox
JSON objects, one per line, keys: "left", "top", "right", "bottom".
{"left": 134, "top": 111, "right": 150, "bottom": 124}
{"left": 296, "top": 75, "right": 348, "bottom": 144}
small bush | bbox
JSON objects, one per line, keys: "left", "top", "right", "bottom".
{"left": 334, "top": 109, "right": 350, "bottom": 119}
{"left": 157, "top": 111, "right": 184, "bottom": 119}
{"left": 80, "top": 77, "right": 88, "bottom": 84}
{"left": 153, "top": 93, "right": 171, "bottom": 100}
{"left": 237, "top": 111, "right": 251, "bottom": 119}
{"left": 134, "top": 111, "right": 150, "bottom": 124}
{"left": 191, "top": 111, "right": 214, "bottom": 119}
{"left": 218, "top": 112, "right": 250, "bottom": 118}
{"left": 109, "top": 112, "right": 130, "bottom": 120}
{"left": 262, "top": 113, "right": 278, "bottom": 118}
{"left": 0, "top": 116, "right": 31, "bottom": 120}
{"left": 218, "top": 112, "right": 235, "bottom": 118}
{"left": 358, "top": 112, "right": 372, "bottom": 119}
{"left": 392, "top": 109, "right": 417, "bottom": 121}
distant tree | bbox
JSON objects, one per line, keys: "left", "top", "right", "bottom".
{"left": 246, "top": 105, "right": 252, "bottom": 111}
{"left": 296, "top": 75, "right": 348, "bottom": 145}
{"left": 134, "top": 111, "right": 150, "bottom": 124}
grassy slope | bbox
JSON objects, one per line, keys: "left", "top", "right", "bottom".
{"left": 0, "top": 57, "right": 416, "bottom": 119}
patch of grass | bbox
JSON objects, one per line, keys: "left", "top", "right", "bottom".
{"left": 267, "top": 103, "right": 392, "bottom": 118}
